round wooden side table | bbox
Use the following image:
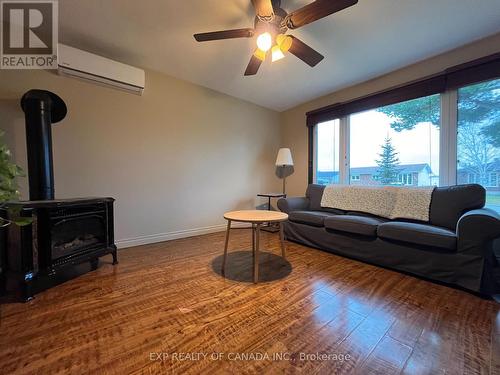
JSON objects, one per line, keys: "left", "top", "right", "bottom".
{"left": 222, "top": 210, "right": 288, "bottom": 283}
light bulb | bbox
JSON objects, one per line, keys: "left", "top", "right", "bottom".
{"left": 256, "top": 32, "right": 272, "bottom": 52}
{"left": 271, "top": 45, "right": 285, "bottom": 62}
{"left": 254, "top": 48, "right": 266, "bottom": 61}
{"left": 276, "top": 34, "right": 292, "bottom": 52}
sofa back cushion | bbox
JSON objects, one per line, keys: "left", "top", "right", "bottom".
{"left": 306, "top": 184, "right": 325, "bottom": 210}
{"left": 305, "top": 183, "right": 485, "bottom": 230}
{"left": 306, "top": 184, "right": 344, "bottom": 214}
{"left": 429, "top": 184, "right": 485, "bottom": 230}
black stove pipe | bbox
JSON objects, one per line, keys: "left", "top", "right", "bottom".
{"left": 20, "top": 90, "right": 67, "bottom": 201}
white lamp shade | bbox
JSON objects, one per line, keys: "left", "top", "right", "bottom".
{"left": 275, "top": 148, "right": 293, "bottom": 166}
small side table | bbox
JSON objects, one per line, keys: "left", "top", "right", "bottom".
{"left": 222, "top": 210, "right": 288, "bottom": 283}
{"left": 257, "top": 193, "right": 286, "bottom": 233}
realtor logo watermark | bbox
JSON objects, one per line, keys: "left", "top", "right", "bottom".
{"left": 1, "top": 0, "right": 57, "bottom": 69}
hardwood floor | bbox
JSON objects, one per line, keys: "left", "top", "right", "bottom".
{"left": 0, "top": 230, "right": 499, "bottom": 374}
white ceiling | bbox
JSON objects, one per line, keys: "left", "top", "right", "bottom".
{"left": 59, "top": 0, "right": 500, "bottom": 111}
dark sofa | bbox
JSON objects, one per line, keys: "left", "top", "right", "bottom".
{"left": 277, "top": 184, "right": 500, "bottom": 295}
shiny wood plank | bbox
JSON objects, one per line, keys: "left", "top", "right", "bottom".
{"left": 492, "top": 311, "right": 500, "bottom": 375}
{"left": 0, "top": 230, "right": 498, "bottom": 374}
{"left": 355, "top": 335, "right": 412, "bottom": 375}
{"left": 401, "top": 286, "right": 494, "bottom": 375}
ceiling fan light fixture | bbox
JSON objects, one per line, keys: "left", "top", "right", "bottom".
{"left": 253, "top": 48, "right": 267, "bottom": 61}
{"left": 256, "top": 32, "right": 272, "bottom": 52}
{"left": 271, "top": 45, "right": 285, "bottom": 62}
{"left": 276, "top": 34, "right": 293, "bottom": 52}
{"left": 195, "top": 0, "right": 357, "bottom": 76}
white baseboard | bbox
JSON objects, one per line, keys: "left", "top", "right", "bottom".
{"left": 116, "top": 222, "right": 248, "bottom": 249}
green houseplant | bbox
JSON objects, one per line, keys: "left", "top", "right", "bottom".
{"left": 0, "top": 131, "right": 31, "bottom": 227}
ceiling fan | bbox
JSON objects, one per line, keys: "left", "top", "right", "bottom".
{"left": 194, "top": 0, "right": 358, "bottom": 76}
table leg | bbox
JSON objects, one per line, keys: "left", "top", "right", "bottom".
{"left": 267, "top": 197, "right": 271, "bottom": 228}
{"left": 252, "top": 223, "right": 255, "bottom": 253}
{"left": 222, "top": 220, "right": 231, "bottom": 276}
{"left": 254, "top": 223, "right": 260, "bottom": 283}
{"left": 280, "top": 222, "right": 286, "bottom": 258}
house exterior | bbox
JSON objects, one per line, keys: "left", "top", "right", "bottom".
{"left": 457, "top": 160, "right": 500, "bottom": 191}
{"left": 317, "top": 163, "right": 436, "bottom": 186}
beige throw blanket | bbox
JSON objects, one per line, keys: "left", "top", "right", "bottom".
{"left": 320, "top": 185, "right": 435, "bottom": 222}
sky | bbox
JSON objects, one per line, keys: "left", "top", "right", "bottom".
{"left": 317, "top": 110, "right": 440, "bottom": 176}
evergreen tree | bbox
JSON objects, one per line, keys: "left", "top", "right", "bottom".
{"left": 376, "top": 137, "right": 400, "bottom": 185}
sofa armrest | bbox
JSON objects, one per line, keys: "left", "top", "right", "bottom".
{"left": 277, "top": 197, "right": 310, "bottom": 214}
{"left": 457, "top": 208, "right": 500, "bottom": 253}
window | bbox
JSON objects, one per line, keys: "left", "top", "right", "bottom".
{"left": 405, "top": 174, "right": 413, "bottom": 185}
{"left": 488, "top": 173, "right": 498, "bottom": 187}
{"left": 349, "top": 95, "right": 440, "bottom": 186}
{"left": 457, "top": 78, "right": 500, "bottom": 211}
{"left": 407, "top": 174, "right": 413, "bottom": 185}
{"left": 398, "top": 173, "right": 413, "bottom": 185}
{"left": 315, "top": 119, "right": 340, "bottom": 185}
{"left": 313, "top": 95, "right": 441, "bottom": 187}
{"left": 468, "top": 173, "right": 477, "bottom": 184}
{"left": 309, "top": 54, "right": 499, "bottom": 212}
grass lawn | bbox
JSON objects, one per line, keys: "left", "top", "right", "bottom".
{"left": 486, "top": 192, "right": 500, "bottom": 205}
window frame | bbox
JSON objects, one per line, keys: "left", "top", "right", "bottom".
{"left": 308, "top": 53, "right": 500, "bottom": 187}
{"left": 312, "top": 119, "right": 342, "bottom": 185}
{"left": 311, "top": 81, "right": 497, "bottom": 187}
{"left": 397, "top": 173, "right": 413, "bottom": 186}
{"left": 311, "top": 116, "right": 350, "bottom": 185}
{"left": 486, "top": 172, "right": 498, "bottom": 188}
{"left": 312, "top": 94, "right": 445, "bottom": 186}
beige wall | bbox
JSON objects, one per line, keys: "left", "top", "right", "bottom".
{"left": 0, "top": 69, "right": 281, "bottom": 247}
{"left": 280, "top": 33, "right": 500, "bottom": 197}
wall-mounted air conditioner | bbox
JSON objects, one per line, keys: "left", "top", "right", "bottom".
{"left": 57, "top": 44, "right": 145, "bottom": 95}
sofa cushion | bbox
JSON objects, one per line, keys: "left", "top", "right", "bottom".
{"left": 324, "top": 215, "right": 386, "bottom": 236}
{"left": 306, "top": 184, "right": 325, "bottom": 211}
{"left": 346, "top": 211, "right": 388, "bottom": 220}
{"left": 288, "top": 211, "right": 339, "bottom": 227}
{"left": 378, "top": 222, "right": 457, "bottom": 250}
{"left": 429, "top": 184, "right": 485, "bottom": 230}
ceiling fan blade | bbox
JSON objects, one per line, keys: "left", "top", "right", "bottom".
{"left": 286, "top": 0, "right": 358, "bottom": 29}
{"left": 244, "top": 55, "right": 263, "bottom": 76}
{"left": 251, "top": 0, "right": 274, "bottom": 18}
{"left": 288, "top": 36, "right": 324, "bottom": 67}
{"left": 194, "top": 28, "right": 254, "bottom": 42}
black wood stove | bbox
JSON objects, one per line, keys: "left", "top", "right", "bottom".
{"left": 4, "top": 90, "right": 117, "bottom": 301}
